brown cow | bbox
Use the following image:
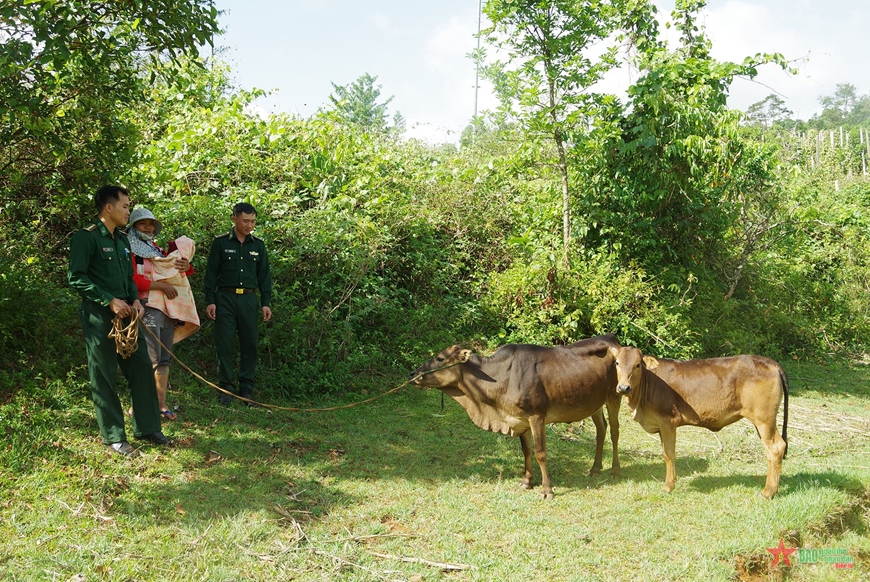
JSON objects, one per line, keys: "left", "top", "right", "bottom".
{"left": 410, "top": 334, "right": 622, "bottom": 499}
{"left": 610, "top": 346, "right": 789, "bottom": 498}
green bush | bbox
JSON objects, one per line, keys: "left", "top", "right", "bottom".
{"left": 0, "top": 250, "right": 82, "bottom": 386}
{"left": 7, "top": 56, "right": 870, "bottom": 409}
{"left": 484, "top": 248, "right": 700, "bottom": 358}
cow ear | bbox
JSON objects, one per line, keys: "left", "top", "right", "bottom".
{"left": 459, "top": 349, "right": 472, "bottom": 363}
{"left": 608, "top": 346, "right": 619, "bottom": 358}
{"left": 643, "top": 355, "right": 659, "bottom": 370}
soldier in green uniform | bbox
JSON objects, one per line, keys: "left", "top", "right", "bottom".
{"left": 204, "top": 202, "right": 272, "bottom": 405}
{"left": 68, "top": 185, "right": 172, "bottom": 456}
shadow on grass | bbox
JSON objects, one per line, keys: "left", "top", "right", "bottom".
{"left": 119, "top": 458, "right": 355, "bottom": 523}
{"left": 20, "top": 376, "right": 867, "bottom": 534}
{"left": 189, "top": 388, "right": 742, "bottom": 494}
{"left": 110, "top": 387, "right": 531, "bottom": 522}
{"left": 172, "top": 387, "right": 628, "bottom": 495}
{"left": 268, "top": 389, "right": 722, "bottom": 495}
{"left": 600, "top": 457, "right": 712, "bottom": 484}
{"left": 783, "top": 360, "right": 870, "bottom": 400}
{"left": 689, "top": 470, "right": 867, "bottom": 497}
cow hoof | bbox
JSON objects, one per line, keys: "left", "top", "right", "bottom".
{"left": 610, "top": 468, "right": 622, "bottom": 477}
{"left": 761, "top": 488, "right": 777, "bottom": 499}
{"left": 588, "top": 468, "right": 602, "bottom": 477}
{"left": 541, "top": 490, "right": 554, "bottom": 500}
{"left": 663, "top": 483, "right": 675, "bottom": 493}
{"left": 519, "top": 480, "right": 533, "bottom": 490}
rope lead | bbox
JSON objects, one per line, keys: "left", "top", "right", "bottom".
{"left": 109, "top": 309, "right": 454, "bottom": 412}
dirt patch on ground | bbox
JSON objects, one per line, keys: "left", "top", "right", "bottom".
{"left": 732, "top": 491, "right": 869, "bottom": 580}
{"left": 733, "top": 552, "right": 786, "bottom": 581}
{"left": 806, "top": 490, "right": 870, "bottom": 539}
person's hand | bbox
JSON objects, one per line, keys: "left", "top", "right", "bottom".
{"left": 206, "top": 303, "right": 216, "bottom": 320}
{"left": 109, "top": 298, "right": 132, "bottom": 318}
{"left": 174, "top": 257, "right": 190, "bottom": 272}
{"left": 132, "top": 299, "right": 145, "bottom": 318}
{"left": 152, "top": 281, "right": 178, "bottom": 300}
{"left": 262, "top": 306, "right": 272, "bottom": 322}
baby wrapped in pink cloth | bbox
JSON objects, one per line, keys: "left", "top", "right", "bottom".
{"left": 146, "top": 235, "right": 200, "bottom": 343}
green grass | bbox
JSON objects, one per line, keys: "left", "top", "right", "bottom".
{"left": 1, "top": 359, "right": 869, "bottom": 581}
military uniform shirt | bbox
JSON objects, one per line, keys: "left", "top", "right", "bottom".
{"left": 204, "top": 229, "right": 272, "bottom": 307}
{"left": 68, "top": 219, "right": 138, "bottom": 305}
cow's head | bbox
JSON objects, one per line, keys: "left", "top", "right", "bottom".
{"left": 609, "top": 346, "right": 659, "bottom": 395}
{"left": 409, "top": 345, "right": 471, "bottom": 388}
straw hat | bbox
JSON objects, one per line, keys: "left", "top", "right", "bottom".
{"left": 128, "top": 207, "right": 163, "bottom": 236}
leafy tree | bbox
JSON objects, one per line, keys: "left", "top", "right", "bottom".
{"left": 0, "top": 0, "right": 220, "bottom": 278}
{"left": 0, "top": 0, "right": 220, "bottom": 206}
{"left": 326, "top": 73, "right": 397, "bottom": 132}
{"left": 391, "top": 110, "right": 406, "bottom": 132}
{"left": 744, "top": 94, "right": 794, "bottom": 129}
{"left": 0, "top": 0, "right": 220, "bottom": 379}
{"left": 810, "top": 83, "right": 870, "bottom": 128}
{"left": 479, "top": 0, "right": 653, "bottom": 265}
{"left": 589, "top": 0, "right": 790, "bottom": 269}
{"left": 719, "top": 140, "right": 793, "bottom": 300}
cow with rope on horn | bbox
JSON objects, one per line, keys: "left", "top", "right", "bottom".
{"left": 410, "top": 335, "right": 622, "bottom": 499}
{"left": 68, "top": 185, "right": 173, "bottom": 458}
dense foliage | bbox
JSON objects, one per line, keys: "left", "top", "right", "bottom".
{"left": 1, "top": 0, "right": 220, "bottom": 392}
{"left": 2, "top": 0, "right": 870, "bottom": 403}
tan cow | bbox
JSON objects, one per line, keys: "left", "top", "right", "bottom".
{"left": 410, "top": 334, "right": 621, "bottom": 499}
{"left": 610, "top": 346, "right": 788, "bottom": 499}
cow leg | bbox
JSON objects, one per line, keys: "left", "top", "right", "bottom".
{"left": 588, "top": 408, "right": 606, "bottom": 477}
{"left": 755, "top": 421, "right": 787, "bottom": 499}
{"left": 519, "top": 432, "right": 534, "bottom": 490}
{"left": 529, "top": 416, "right": 554, "bottom": 499}
{"left": 606, "top": 396, "right": 621, "bottom": 476}
{"left": 659, "top": 425, "right": 678, "bottom": 493}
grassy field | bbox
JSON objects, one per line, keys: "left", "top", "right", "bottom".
{"left": 1, "top": 359, "right": 868, "bottom": 581}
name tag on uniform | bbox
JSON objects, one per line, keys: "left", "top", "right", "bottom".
{"left": 102, "top": 247, "right": 113, "bottom": 252}
{"left": 224, "top": 249, "right": 237, "bottom": 253}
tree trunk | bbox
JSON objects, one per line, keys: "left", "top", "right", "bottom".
{"left": 547, "top": 68, "right": 570, "bottom": 268}
{"left": 556, "top": 132, "right": 570, "bottom": 268}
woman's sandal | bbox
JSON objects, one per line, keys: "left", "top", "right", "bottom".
{"left": 160, "top": 409, "right": 177, "bottom": 421}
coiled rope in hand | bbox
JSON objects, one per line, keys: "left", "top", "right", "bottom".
{"left": 109, "top": 309, "right": 140, "bottom": 359}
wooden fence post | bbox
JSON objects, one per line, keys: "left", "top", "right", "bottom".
{"left": 817, "top": 130, "right": 821, "bottom": 165}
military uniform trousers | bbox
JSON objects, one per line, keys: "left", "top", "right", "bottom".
{"left": 214, "top": 291, "right": 259, "bottom": 394}
{"left": 80, "top": 300, "right": 162, "bottom": 444}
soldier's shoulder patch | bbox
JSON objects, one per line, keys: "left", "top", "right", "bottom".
{"left": 251, "top": 233, "right": 263, "bottom": 242}
{"left": 118, "top": 230, "right": 129, "bottom": 237}
{"left": 215, "top": 232, "right": 230, "bottom": 240}
{"left": 84, "top": 223, "right": 97, "bottom": 232}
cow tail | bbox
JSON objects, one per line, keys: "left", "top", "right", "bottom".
{"left": 779, "top": 368, "right": 789, "bottom": 459}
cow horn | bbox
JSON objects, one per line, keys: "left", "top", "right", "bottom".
{"left": 459, "top": 349, "right": 471, "bottom": 362}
